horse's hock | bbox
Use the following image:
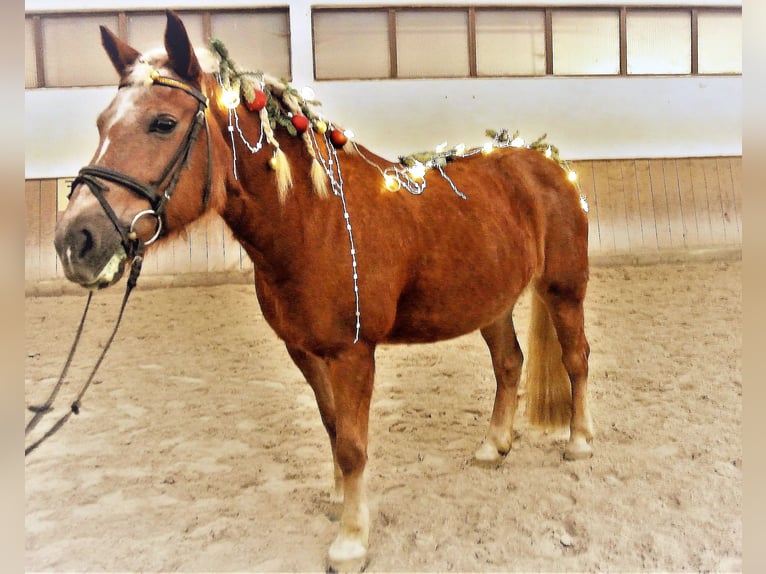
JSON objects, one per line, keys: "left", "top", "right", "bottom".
{"left": 25, "top": 155, "right": 741, "bottom": 290}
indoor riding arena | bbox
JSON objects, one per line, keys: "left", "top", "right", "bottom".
{"left": 25, "top": 1, "right": 742, "bottom": 572}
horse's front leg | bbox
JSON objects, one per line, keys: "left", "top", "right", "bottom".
{"left": 286, "top": 346, "right": 344, "bottom": 502}
{"left": 324, "top": 342, "right": 376, "bottom": 572}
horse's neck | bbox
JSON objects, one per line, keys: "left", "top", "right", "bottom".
{"left": 208, "top": 100, "right": 349, "bottom": 267}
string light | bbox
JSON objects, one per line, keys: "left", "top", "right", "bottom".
{"left": 482, "top": 142, "right": 494, "bottom": 154}
{"left": 383, "top": 172, "right": 400, "bottom": 191}
{"left": 220, "top": 87, "right": 240, "bottom": 110}
{"left": 407, "top": 162, "right": 427, "bottom": 180}
{"left": 568, "top": 170, "right": 578, "bottom": 182}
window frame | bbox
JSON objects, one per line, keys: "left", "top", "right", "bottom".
{"left": 311, "top": 4, "right": 742, "bottom": 81}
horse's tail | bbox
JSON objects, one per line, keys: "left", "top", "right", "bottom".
{"left": 523, "top": 288, "right": 572, "bottom": 429}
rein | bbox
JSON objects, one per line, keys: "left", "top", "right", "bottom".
{"left": 25, "top": 254, "right": 144, "bottom": 456}
{"left": 25, "top": 72, "right": 210, "bottom": 457}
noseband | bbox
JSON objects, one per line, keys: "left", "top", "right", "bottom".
{"left": 71, "top": 70, "right": 212, "bottom": 259}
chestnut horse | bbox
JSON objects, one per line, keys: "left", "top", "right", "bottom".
{"left": 53, "top": 11, "right": 592, "bottom": 571}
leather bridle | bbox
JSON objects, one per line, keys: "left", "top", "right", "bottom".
{"left": 70, "top": 70, "right": 212, "bottom": 260}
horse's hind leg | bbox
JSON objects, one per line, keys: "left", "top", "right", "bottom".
{"left": 540, "top": 285, "right": 594, "bottom": 460}
{"left": 475, "top": 310, "right": 524, "bottom": 463}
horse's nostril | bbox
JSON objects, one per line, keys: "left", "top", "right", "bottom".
{"left": 79, "top": 228, "right": 95, "bottom": 259}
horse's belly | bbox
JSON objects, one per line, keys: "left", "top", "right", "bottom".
{"left": 383, "top": 272, "right": 529, "bottom": 344}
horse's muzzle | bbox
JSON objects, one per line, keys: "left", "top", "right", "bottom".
{"left": 54, "top": 211, "right": 128, "bottom": 290}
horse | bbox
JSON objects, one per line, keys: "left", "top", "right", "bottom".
{"left": 52, "top": 10, "right": 593, "bottom": 571}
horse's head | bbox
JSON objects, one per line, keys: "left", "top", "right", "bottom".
{"left": 54, "top": 11, "right": 221, "bottom": 290}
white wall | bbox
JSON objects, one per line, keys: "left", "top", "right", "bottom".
{"left": 24, "top": 0, "right": 742, "bottom": 179}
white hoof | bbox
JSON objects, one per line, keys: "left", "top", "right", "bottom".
{"left": 474, "top": 440, "right": 505, "bottom": 464}
{"left": 328, "top": 536, "right": 368, "bottom": 573}
{"left": 564, "top": 435, "right": 593, "bottom": 461}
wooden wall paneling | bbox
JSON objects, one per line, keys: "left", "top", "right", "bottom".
{"left": 633, "top": 159, "right": 658, "bottom": 250}
{"left": 616, "top": 160, "right": 644, "bottom": 250}
{"left": 25, "top": 180, "right": 41, "bottom": 282}
{"left": 591, "top": 160, "right": 615, "bottom": 251}
{"left": 573, "top": 161, "right": 601, "bottom": 252}
{"left": 171, "top": 233, "right": 192, "bottom": 275}
{"left": 647, "top": 160, "right": 672, "bottom": 249}
{"left": 205, "top": 216, "right": 227, "bottom": 272}
{"left": 729, "top": 156, "right": 742, "bottom": 237}
{"left": 675, "top": 158, "right": 698, "bottom": 246}
{"left": 709, "top": 158, "right": 738, "bottom": 244}
{"left": 689, "top": 157, "right": 714, "bottom": 246}
{"left": 188, "top": 219, "right": 209, "bottom": 272}
{"left": 40, "top": 180, "right": 59, "bottom": 278}
{"left": 702, "top": 158, "right": 729, "bottom": 245}
{"left": 23, "top": 157, "right": 742, "bottom": 287}
{"left": 222, "top": 224, "right": 244, "bottom": 271}
{"left": 147, "top": 237, "right": 174, "bottom": 276}
{"left": 660, "top": 159, "right": 687, "bottom": 250}
{"left": 606, "top": 160, "right": 630, "bottom": 251}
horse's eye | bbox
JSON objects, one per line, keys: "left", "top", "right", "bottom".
{"left": 150, "top": 116, "right": 177, "bottom": 134}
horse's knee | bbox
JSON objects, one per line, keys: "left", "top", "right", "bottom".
{"left": 334, "top": 436, "right": 367, "bottom": 476}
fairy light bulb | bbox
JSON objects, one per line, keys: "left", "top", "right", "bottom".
{"left": 568, "top": 170, "right": 578, "bottom": 182}
{"left": 482, "top": 142, "right": 494, "bottom": 154}
{"left": 220, "top": 87, "right": 240, "bottom": 109}
{"left": 545, "top": 145, "right": 553, "bottom": 158}
{"left": 408, "top": 162, "right": 426, "bottom": 180}
{"left": 454, "top": 143, "right": 466, "bottom": 155}
{"left": 384, "top": 173, "right": 400, "bottom": 191}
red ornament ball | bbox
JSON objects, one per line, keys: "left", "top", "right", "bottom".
{"left": 291, "top": 114, "right": 310, "bottom": 134}
{"left": 330, "top": 128, "right": 348, "bottom": 148}
{"left": 245, "top": 89, "right": 267, "bottom": 112}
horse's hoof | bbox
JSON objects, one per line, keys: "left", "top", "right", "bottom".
{"left": 564, "top": 437, "right": 593, "bottom": 461}
{"left": 474, "top": 441, "right": 507, "bottom": 465}
{"left": 328, "top": 536, "right": 368, "bottom": 573}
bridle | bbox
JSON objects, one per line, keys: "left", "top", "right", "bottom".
{"left": 25, "top": 71, "right": 212, "bottom": 457}
{"left": 71, "top": 70, "right": 213, "bottom": 261}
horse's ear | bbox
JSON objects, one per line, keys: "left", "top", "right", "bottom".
{"left": 100, "top": 25, "right": 140, "bottom": 77}
{"left": 164, "top": 10, "right": 202, "bottom": 82}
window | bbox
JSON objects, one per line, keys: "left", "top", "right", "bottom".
{"left": 698, "top": 9, "right": 742, "bottom": 74}
{"left": 396, "top": 10, "right": 470, "bottom": 78}
{"left": 627, "top": 10, "right": 692, "bottom": 75}
{"left": 25, "top": 9, "right": 291, "bottom": 88}
{"left": 552, "top": 9, "right": 621, "bottom": 75}
{"left": 475, "top": 9, "right": 546, "bottom": 77}
{"left": 314, "top": 10, "right": 390, "bottom": 80}
{"left": 42, "top": 14, "right": 120, "bottom": 87}
{"left": 25, "top": 17, "right": 38, "bottom": 88}
{"left": 311, "top": 5, "right": 741, "bottom": 81}
{"left": 127, "top": 12, "right": 206, "bottom": 53}
{"left": 211, "top": 11, "right": 291, "bottom": 79}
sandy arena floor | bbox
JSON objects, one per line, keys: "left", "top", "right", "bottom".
{"left": 25, "top": 259, "right": 742, "bottom": 572}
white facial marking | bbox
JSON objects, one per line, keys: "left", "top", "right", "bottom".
{"left": 95, "top": 136, "right": 111, "bottom": 164}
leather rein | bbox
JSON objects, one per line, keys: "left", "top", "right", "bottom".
{"left": 25, "top": 72, "right": 212, "bottom": 456}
